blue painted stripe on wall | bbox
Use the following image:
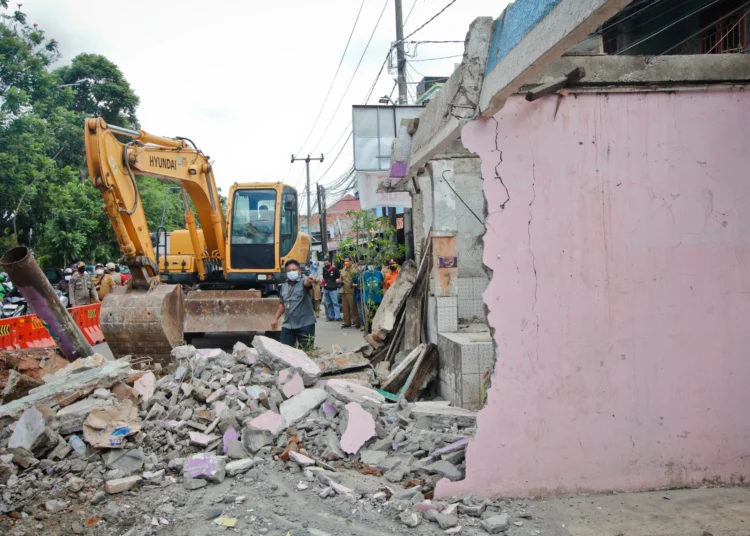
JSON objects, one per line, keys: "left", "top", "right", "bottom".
{"left": 485, "top": 0, "right": 563, "bottom": 76}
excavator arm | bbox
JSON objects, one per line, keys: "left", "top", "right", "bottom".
{"left": 84, "top": 117, "right": 226, "bottom": 285}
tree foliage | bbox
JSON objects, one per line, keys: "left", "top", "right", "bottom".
{"left": 0, "top": 3, "right": 203, "bottom": 267}
{"left": 335, "top": 211, "right": 405, "bottom": 268}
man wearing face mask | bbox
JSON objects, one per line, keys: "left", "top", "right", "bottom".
{"left": 59, "top": 268, "right": 73, "bottom": 295}
{"left": 92, "top": 263, "right": 117, "bottom": 301}
{"left": 107, "top": 263, "right": 122, "bottom": 286}
{"left": 271, "top": 259, "right": 317, "bottom": 348}
{"left": 69, "top": 261, "right": 98, "bottom": 307}
{"left": 384, "top": 258, "right": 400, "bottom": 291}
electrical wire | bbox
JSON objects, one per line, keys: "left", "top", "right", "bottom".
{"left": 705, "top": 9, "right": 749, "bottom": 54}
{"left": 660, "top": 0, "right": 750, "bottom": 55}
{"left": 442, "top": 170, "right": 483, "bottom": 226}
{"left": 600, "top": 0, "right": 698, "bottom": 51}
{"left": 615, "top": 0, "right": 724, "bottom": 55}
{"left": 308, "top": 0, "right": 389, "bottom": 155}
{"left": 293, "top": 0, "right": 366, "bottom": 158}
{"left": 404, "top": 0, "right": 418, "bottom": 26}
{"left": 409, "top": 54, "right": 463, "bottom": 62}
{"left": 596, "top": 0, "right": 666, "bottom": 34}
{"left": 396, "top": 0, "right": 459, "bottom": 45}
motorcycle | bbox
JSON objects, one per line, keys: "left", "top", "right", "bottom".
{"left": 2, "top": 296, "right": 27, "bottom": 318}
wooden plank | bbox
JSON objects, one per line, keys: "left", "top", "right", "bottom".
{"left": 525, "top": 66, "right": 585, "bottom": 101}
{"left": 402, "top": 296, "right": 422, "bottom": 351}
{"left": 400, "top": 343, "right": 438, "bottom": 401}
{"left": 381, "top": 344, "right": 426, "bottom": 394}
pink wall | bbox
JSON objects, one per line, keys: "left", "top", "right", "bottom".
{"left": 438, "top": 90, "right": 750, "bottom": 498}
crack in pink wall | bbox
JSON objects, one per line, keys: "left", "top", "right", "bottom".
{"left": 438, "top": 90, "right": 750, "bottom": 498}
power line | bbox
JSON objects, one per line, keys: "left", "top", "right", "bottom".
{"left": 404, "top": 0, "right": 418, "bottom": 26}
{"left": 308, "top": 0, "right": 390, "bottom": 155}
{"left": 315, "top": 131, "right": 353, "bottom": 184}
{"left": 396, "top": 0, "right": 459, "bottom": 45}
{"left": 615, "top": 0, "right": 724, "bottom": 55}
{"left": 600, "top": 0, "right": 697, "bottom": 50}
{"left": 293, "top": 0, "right": 366, "bottom": 158}
{"left": 660, "top": 0, "right": 750, "bottom": 55}
{"left": 405, "top": 40, "right": 464, "bottom": 44}
{"left": 410, "top": 53, "right": 462, "bottom": 62}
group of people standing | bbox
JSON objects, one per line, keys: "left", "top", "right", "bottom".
{"left": 59, "top": 262, "right": 123, "bottom": 307}
{"left": 311, "top": 257, "right": 400, "bottom": 330}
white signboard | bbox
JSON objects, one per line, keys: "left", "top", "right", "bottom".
{"left": 357, "top": 171, "right": 412, "bottom": 210}
{"left": 352, "top": 105, "right": 423, "bottom": 171}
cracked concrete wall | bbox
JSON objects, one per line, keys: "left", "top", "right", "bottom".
{"left": 438, "top": 90, "right": 750, "bottom": 498}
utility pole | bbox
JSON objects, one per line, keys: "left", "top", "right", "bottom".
{"left": 394, "top": 0, "right": 408, "bottom": 105}
{"left": 316, "top": 183, "right": 329, "bottom": 260}
{"left": 394, "top": 0, "right": 414, "bottom": 259}
{"left": 290, "top": 153, "right": 324, "bottom": 233}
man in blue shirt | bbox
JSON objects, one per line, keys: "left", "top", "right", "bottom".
{"left": 271, "top": 259, "right": 317, "bottom": 349}
{"left": 361, "top": 264, "right": 384, "bottom": 331}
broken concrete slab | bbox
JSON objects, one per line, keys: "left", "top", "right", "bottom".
{"left": 189, "top": 431, "right": 220, "bottom": 448}
{"left": 104, "top": 475, "right": 141, "bottom": 494}
{"left": 371, "top": 260, "right": 417, "bottom": 338}
{"left": 409, "top": 402, "right": 477, "bottom": 427}
{"left": 226, "top": 458, "right": 260, "bottom": 476}
{"left": 360, "top": 450, "right": 388, "bottom": 466}
{"left": 248, "top": 410, "right": 285, "bottom": 436}
{"left": 133, "top": 372, "right": 155, "bottom": 402}
{"left": 105, "top": 448, "right": 145, "bottom": 475}
{"left": 252, "top": 335, "right": 321, "bottom": 386}
{"left": 340, "top": 402, "right": 376, "bottom": 455}
{"left": 288, "top": 451, "right": 315, "bottom": 467}
{"left": 183, "top": 453, "right": 226, "bottom": 484}
{"left": 315, "top": 352, "right": 371, "bottom": 375}
{"left": 480, "top": 513, "right": 509, "bottom": 533}
{"left": 226, "top": 440, "right": 247, "bottom": 460}
{"left": 279, "top": 388, "right": 326, "bottom": 426}
{"left": 241, "top": 427, "right": 275, "bottom": 454}
{"left": 57, "top": 397, "right": 114, "bottom": 435}
{"left": 325, "top": 379, "right": 385, "bottom": 408}
{"left": 232, "top": 342, "right": 259, "bottom": 365}
{"left": 279, "top": 372, "right": 305, "bottom": 399}
{"left": 0, "top": 357, "right": 135, "bottom": 424}
{"left": 223, "top": 428, "right": 240, "bottom": 454}
{"left": 1, "top": 370, "right": 43, "bottom": 403}
{"left": 8, "top": 406, "right": 57, "bottom": 456}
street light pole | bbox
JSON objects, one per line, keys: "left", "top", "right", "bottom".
{"left": 290, "top": 153, "right": 324, "bottom": 233}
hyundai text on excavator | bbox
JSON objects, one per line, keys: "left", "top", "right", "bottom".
{"left": 84, "top": 117, "right": 310, "bottom": 360}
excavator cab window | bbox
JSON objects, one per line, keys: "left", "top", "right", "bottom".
{"left": 230, "top": 189, "right": 277, "bottom": 269}
{"left": 280, "top": 187, "right": 298, "bottom": 257}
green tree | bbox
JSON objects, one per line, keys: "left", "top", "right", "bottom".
{"left": 56, "top": 53, "right": 139, "bottom": 128}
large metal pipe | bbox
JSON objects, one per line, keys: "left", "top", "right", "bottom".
{"left": 0, "top": 247, "right": 94, "bottom": 361}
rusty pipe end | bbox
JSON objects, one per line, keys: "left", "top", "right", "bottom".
{"left": 0, "top": 246, "right": 31, "bottom": 269}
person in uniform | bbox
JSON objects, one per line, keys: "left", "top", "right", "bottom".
{"left": 107, "top": 262, "right": 122, "bottom": 285}
{"left": 92, "top": 262, "right": 116, "bottom": 301}
{"left": 69, "top": 261, "right": 98, "bottom": 306}
{"left": 339, "top": 257, "right": 360, "bottom": 329}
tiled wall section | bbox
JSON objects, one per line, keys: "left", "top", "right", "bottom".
{"left": 438, "top": 332, "right": 495, "bottom": 409}
{"left": 457, "top": 277, "right": 488, "bottom": 322}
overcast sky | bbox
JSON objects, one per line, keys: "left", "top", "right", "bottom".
{"left": 22, "top": 0, "right": 508, "bottom": 205}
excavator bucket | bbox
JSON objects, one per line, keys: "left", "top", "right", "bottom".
{"left": 183, "top": 290, "right": 280, "bottom": 334}
{"left": 99, "top": 284, "right": 185, "bottom": 363}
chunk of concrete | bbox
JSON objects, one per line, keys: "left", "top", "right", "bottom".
{"left": 8, "top": 406, "right": 57, "bottom": 456}
{"left": 226, "top": 440, "right": 248, "bottom": 460}
{"left": 105, "top": 448, "right": 145, "bottom": 475}
{"left": 321, "top": 430, "right": 346, "bottom": 461}
{"left": 371, "top": 260, "right": 417, "bottom": 338}
{"left": 429, "top": 459, "right": 463, "bottom": 481}
{"left": 325, "top": 379, "right": 385, "bottom": 409}
{"left": 245, "top": 385, "right": 268, "bottom": 400}
{"left": 226, "top": 458, "right": 259, "bottom": 476}
{"left": 400, "top": 509, "right": 422, "bottom": 527}
{"left": 280, "top": 372, "right": 305, "bottom": 399}
{"left": 279, "top": 388, "right": 326, "bottom": 426}
{"left": 288, "top": 451, "right": 315, "bottom": 467}
{"left": 232, "top": 342, "right": 259, "bottom": 365}
{"left": 480, "top": 513, "right": 509, "bottom": 534}
{"left": 104, "top": 475, "right": 141, "bottom": 494}
{"left": 189, "top": 431, "right": 220, "bottom": 448}
{"left": 252, "top": 336, "right": 321, "bottom": 386}
{"left": 133, "top": 372, "right": 155, "bottom": 402}
{"left": 183, "top": 453, "right": 226, "bottom": 484}
{"left": 241, "top": 427, "right": 274, "bottom": 453}
{"left": 360, "top": 450, "right": 388, "bottom": 466}
{"left": 248, "top": 410, "right": 285, "bottom": 436}
{"left": 223, "top": 428, "right": 240, "bottom": 454}
{"left": 435, "top": 513, "right": 459, "bottom": 529}
{"left": 340, "top": 402, "right": 376, "bottom": 455}
{"left": 57, "top": 397, "right": 114, "bottom": 435}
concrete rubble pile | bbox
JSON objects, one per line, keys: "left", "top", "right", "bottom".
{"left": 0, "top": 336, "right": 498, "bottom": 533}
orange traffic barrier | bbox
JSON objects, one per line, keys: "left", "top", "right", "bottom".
{"left": 0, "top": 303, "right": 105, "bottom": 351}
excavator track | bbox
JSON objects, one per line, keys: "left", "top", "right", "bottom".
{"left": 99, "top": 284, "right": 184, "bottom": 364}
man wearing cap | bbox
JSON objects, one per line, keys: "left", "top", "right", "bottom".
{"left": 107, "top": 262, "right": 122, "bottom": 286}
{"left": 92, "top": 263, "right": 117, "bottom": 300}
{"left": 384, "top": 258, "right": 400, "bottom": 291}
{"left": 69, "top": 261, "right": 98, "bottom": 307}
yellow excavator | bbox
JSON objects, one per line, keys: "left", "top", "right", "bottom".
{"left": 84, "top": 117, "right": 310, "bottom": 360}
